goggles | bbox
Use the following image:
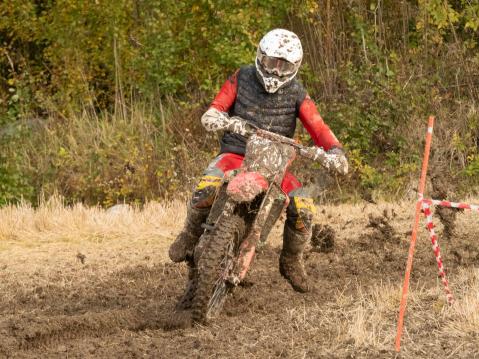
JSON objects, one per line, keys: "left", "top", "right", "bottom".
{"left": 257, "top": 51, "right": 297, "bottom": 77}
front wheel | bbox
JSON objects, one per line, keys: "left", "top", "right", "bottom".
{"left": 192, "top": 214, "right": 245, "bottom": 324}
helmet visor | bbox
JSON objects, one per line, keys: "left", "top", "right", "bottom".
{"left": 257, "top": 51, "right": 297, "bottom": 77}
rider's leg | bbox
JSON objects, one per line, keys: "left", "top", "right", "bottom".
{"left": 168, "top": 153, "right": 244, "bottom": 263}
{"left": 170, "top": 153, "right": 244, "bottom": 310}
{"left": 169, "top": 180, "right": 217, "bottom": 308}
{"left": 168, "top": 177, "right": 221, "bottom": 263}
{"left": 280, "top": 191, "right": 315, "bottom": 293}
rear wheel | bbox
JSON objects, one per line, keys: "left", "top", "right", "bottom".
{"left": 192, "top": 214, "right": 245, "bottom": 324}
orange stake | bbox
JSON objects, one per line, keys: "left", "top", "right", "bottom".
{"left": 395, "top": 116, "right": 435, "bottom": 352}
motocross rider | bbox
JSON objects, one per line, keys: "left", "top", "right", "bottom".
{"left": 169, "top": 29, "right": 348, "bottom": 293}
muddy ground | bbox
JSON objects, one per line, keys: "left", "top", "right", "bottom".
{"left": 0, "top": 200, "right": 478, "bottom": 358}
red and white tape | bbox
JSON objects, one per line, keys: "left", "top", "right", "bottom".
{"left": 422, "top": 198, "right": 479, "bottom": 211}
{"left": 421, "top": 201, "right": 455, "bottom": 305}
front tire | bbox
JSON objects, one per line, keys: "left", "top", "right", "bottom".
{"left": 192, "top": 214, "right": 245, "bottom": 324}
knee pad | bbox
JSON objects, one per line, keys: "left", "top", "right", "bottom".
{"left": 191, "top": 175, "right": 223, "bottom": 208}
{"left": 286, "top": 196, "right": 315, "bottom": 233}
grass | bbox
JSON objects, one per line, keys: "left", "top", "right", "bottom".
{"left": 0, "top": 195, "right": 186, "bottom": 244}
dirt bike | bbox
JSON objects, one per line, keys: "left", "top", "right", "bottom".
{"left": 188, "top": 117, "right": 345, "bottom": 324}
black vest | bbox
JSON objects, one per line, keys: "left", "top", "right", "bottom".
{"left": 220, "top": 65, "right": 307, "bottom": 155}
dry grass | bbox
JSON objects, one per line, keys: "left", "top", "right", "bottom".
{"left": 444, "top": 268, "right": 479, "bottom": 337}
{"left": 280, "top": 270, "right": 479, "bottom": 356}
{"left": 0, "top": 195, "right": 186, "bottom": 243}
{"left": 0, "top": 196, "right": 186, "bottom": 288}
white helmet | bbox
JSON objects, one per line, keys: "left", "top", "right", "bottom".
{"left": 255, "top": 29, "right": 303, "bottom": 93}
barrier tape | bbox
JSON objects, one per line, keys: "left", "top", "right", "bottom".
{"left": 422, "top": 198, "right": 479, "bottom": 211}
{"left": 421, "top": 201, "right": 455, "bottom": 305}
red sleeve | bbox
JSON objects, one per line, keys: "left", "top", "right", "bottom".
{"left": 298, "top": 95, "right": 341, "bottom": 151}
{"left": 210, "top": 70, "right": 239, "bottom": 112}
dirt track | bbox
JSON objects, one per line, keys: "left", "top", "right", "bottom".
{"left": 0, "top": 200, "right": 478, "bottom": 358}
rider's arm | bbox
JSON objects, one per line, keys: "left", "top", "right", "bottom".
{"left": 201, "top": 70, "right": 239, "bottom": 132}
{"left": 298, "top": 95, "right": 342, "bottom": 151}
{"left": 210, "top": 70, "right": 238, "bottom": 112}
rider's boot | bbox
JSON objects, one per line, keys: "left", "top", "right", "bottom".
{"left": 279, "top": 222, "right": 311, "bottom": 293}
{"left": 169, "top": 204, "right": 209, "bottom": 263}
{"left": 175, "top": 259, "right": 198, "bottom": 310}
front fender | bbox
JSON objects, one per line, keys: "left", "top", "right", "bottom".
{"left": 226, "top": 171, "right": 269, "bottom": 203}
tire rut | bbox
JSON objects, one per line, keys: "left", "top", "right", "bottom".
{"left": 0, "top": 303, "right": 194, "bottom": 356}
{"left": 1, "top": 309, "right": 138, "bottom": 353}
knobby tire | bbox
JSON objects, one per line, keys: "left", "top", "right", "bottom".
{"left": 192, "top": 214, "right": 245, "bottom": 324}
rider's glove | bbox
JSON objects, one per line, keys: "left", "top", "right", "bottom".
{"left": 201, "top": 108, "right": 230, "bottom": 132}
{"left": 201, "top": 108, "right": 250, "bottom": 136}
{"left": 326, "top": 147, "right": 348, "bottom": 175}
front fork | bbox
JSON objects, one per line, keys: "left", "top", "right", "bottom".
{"left": 229, "top": 185, "right": 288, "bottom": 285}
{"left": 201, "top": 174, "right": 287, "bottom": 286}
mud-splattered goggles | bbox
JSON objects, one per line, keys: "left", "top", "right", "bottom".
{"left": 257, "top": 51, "right": 297, "bottom": 76}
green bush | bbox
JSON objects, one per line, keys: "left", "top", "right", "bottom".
{"left": 0, "top": 73, "right": 34, "bottom": 204}
{"left": 0, "top": 0, "right": 293, "bottom": 111}
{"left": 21, "top": 103, "right": 215, "bottom": 206}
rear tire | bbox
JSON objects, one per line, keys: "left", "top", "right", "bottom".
{"left": 192, "top": 214, "right": 245, "bottom": 324}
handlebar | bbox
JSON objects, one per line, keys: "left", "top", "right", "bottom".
{"left": 225, "top": 116, "right": 348, "bottom": 175}
{"left": 254, "top": 129, "right": 327, "bottom": 162}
